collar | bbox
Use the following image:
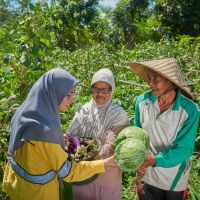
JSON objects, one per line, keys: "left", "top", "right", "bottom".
{"left": 148, "top": 91, "right": 157, "bottom": 103}
{"left": 148, "top": 89, "right": 181, "bottom": 111}
{"left": 172, "top": 89, "right": 181, "bottom": 111}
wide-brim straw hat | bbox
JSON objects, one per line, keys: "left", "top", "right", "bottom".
{"left": 129, "top": 58, "right": 194, "bottom": 99}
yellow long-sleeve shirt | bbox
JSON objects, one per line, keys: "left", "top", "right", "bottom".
{"left": 3, "top": 141, "right": 105, "bottom": 200}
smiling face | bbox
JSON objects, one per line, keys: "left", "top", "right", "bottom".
{"left": 59, "top": 88, "right": 76, "bottom": 112}
{"left": 91, "top": 82, "right": 112, "bottom": 105}
{"left": 147, "top": 71, "right": 173, "bottom": 97}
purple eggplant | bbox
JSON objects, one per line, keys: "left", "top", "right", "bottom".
{"left": 69, "top": 136, "right": 80, "bottom": 148}
{"left": 65, "top": 136, "right": 80, "bottom": 154}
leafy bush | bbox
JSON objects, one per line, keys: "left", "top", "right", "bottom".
{"left": 0, "top": 36, "right": 199, "bottom": 199}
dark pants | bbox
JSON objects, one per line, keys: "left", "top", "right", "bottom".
{"left": 138, "top": 183, "right": 188, "bottom": 200}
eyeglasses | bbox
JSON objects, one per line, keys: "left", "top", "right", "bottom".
{"left": 67, "top": 91, "right": 75, "bottom": 97}
{"left": 91, "top": 87, "right": 111, "bottom": 94}
{"left": 64, "top": 91, "right": 75, "bottom": 101}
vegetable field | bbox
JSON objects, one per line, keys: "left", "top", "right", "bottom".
{"left": 0, "top": 1, "right": 200, "bottom": 199}
{"left": 1, "top": 39, "right": 200, "bottom": 200}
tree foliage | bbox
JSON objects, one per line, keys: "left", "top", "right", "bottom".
{"left": 0, "top": 0, "right": 16, "bottom": 24}
{"left": 112, "top": 0, "right": 149, "bottom": 48}
{"left": 54, "top": 0, "right": 100, "bottom": 49}
{"left": 155, "top": 0, "right": 200, "bottom": 36}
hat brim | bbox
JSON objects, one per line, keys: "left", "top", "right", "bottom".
{"left": 129, "top": 61, "right": 194, "bottom": 99}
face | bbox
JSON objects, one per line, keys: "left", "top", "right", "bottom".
{"left": 147, "top": 71, "right": 173, "bottom": 97}
{"left": 59, "top": 88, "right": 75, "bottom": 112}
{"left": 91, "top": 82, "right": 112, "bottom": 105}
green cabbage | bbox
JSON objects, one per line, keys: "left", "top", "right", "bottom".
{"left": 115, "top": 138, "right": 147, "bottom": 172}
{"left": 115, "top": 126, "right": 150, "bottom": 150}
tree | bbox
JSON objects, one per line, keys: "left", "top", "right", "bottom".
{"left": 52, "top": 0, "right": 99, "bottom": 49}
{"left": 0, "top": 0, "right": 15, "bottom": 24}
{"left": 155, "top": 0, "right": 200, "bottom": 36}
{"left": 112, "top": 0, "right": 149, "bottom": 48}
{"left": 16, "top": 0, "right": 33, "bottom": 12}
{"left": 88, "top": 7, "right": 114, "bottom": 44}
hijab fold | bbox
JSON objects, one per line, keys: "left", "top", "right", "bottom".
{"left": 8, "top": 68, "right": 78, "bottom": 157}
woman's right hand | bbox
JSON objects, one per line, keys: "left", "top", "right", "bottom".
{"left": 103, "top": 155, "right": 117, "bottom": 168}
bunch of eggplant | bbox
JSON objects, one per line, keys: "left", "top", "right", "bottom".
{"left": 64, "top": 134, "right": 101, "bottom": 162}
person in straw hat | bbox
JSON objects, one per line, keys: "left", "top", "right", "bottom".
{"left": 129, "top": 58, "right": 199, "bottom": 200}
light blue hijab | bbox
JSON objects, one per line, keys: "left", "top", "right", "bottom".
{"left": 8, "top": 68, "right": 78, "bottom": 156}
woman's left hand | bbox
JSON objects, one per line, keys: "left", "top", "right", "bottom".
{"left": 103, "top": 155, "right": 117, "bottom": 168}
{"left": 136, "top": 155, "right": 156, "bottom": 171}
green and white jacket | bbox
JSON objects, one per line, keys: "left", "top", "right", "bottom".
{"left": 134, "top": 89, "right": 199, "bottom": 191}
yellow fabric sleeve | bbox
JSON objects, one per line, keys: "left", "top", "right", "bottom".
{"left": 24, "top": 141, "right": 105, "bottom": 182}
{"left": 63, "top": 160, "right": 105, "bottom": 182}
{"left": 44, "top": 143, "right": 105, "bottom": 182}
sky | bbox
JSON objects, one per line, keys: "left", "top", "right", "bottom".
{"left": 99, "top": 0, "right": 120, "bottom": 8}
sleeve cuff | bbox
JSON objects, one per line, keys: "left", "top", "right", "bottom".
{"left": 155, "top": 153, "right": 164, "bottom": 167}
{"left": 90, "top": 160, "right": 105, "bottom": 174}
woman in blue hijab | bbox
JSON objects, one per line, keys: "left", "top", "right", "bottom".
{"left": 3, "top": 68, "right": 115, "bottom": 200}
